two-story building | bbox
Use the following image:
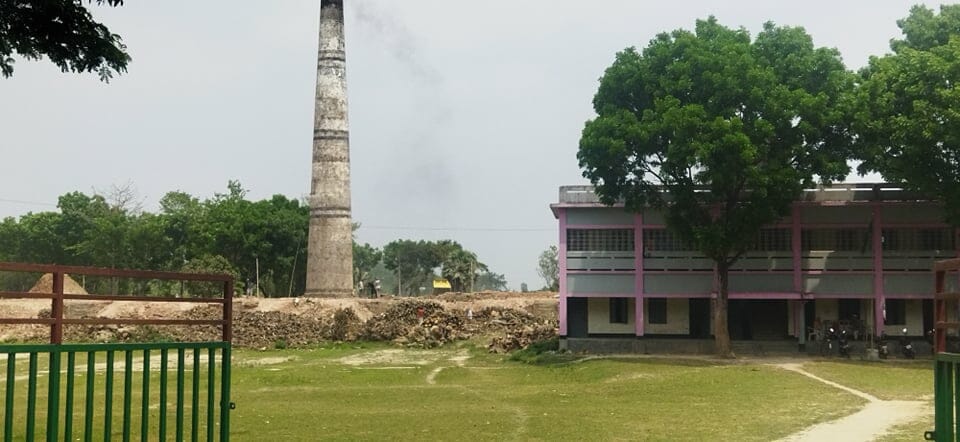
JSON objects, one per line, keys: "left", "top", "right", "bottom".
{"left": 550, "top": 184, "right": 956, "bottom": 353}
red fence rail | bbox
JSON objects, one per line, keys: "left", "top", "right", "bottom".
{"left": 0, "top": 262, "right": 234, "bottom": 344}
{"left": 933, "top": 258, "right": 960, "bottom": 354}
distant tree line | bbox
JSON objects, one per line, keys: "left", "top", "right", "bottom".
{"left": 356, "top": 238, "right": 507, "bottom": 296}
{"left": 0, "top": 181, "right": 507, "bottom": 296}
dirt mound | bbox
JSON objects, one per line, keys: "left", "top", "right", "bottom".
{"left": 0, "top": 292, "right": 559, "bottom": 352}
{"left": 359, "top": 300, "right": 470, "bottom": 348}
{"left": 29, "top": 273, "right": 88, "bottom": 295}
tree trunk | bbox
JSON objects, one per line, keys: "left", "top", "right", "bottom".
{"left": 713, "top": 263, "right": 734, "bottom": 358}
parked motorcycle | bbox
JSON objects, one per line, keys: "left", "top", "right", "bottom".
{"left": 838, "top": 328, "right": 851, "bottom": 358}
{"left": 822, "top": 326, "right": 837, "bottom": 356}
{"left": 901, "top": 327, "right": 916, "bottom": 359}
{"left": 877, "top": 332, "right": 889, "bottom": 359}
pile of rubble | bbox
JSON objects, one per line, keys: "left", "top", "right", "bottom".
{"left": 23, "top": 297, "right": 558, "bottom": 352}
{"left": 362, "top": 300, "right": 470, "bottom": 348}
{"left": 487, "top": 325, "right": 558, "bottom": 353}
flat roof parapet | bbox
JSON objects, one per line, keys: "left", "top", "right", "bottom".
{"left": 556, "top": 183, "right": 931, "bottom": 206}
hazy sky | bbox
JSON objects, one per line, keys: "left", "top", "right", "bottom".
{"left": 0, "top": 0, "right": 946, "bottom": 290}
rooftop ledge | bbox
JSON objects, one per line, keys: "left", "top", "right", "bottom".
{"left": 551, "top": 183, "right": 934, "bottom": 216}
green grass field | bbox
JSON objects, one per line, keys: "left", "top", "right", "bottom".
{"left": 230, "top": 345, "right": 865, "bottom": 441}
{"left": 1, "top": 344, "right": 937, "bottom": 441}
{"left": 801, "top": 360, "right": 934, "bottom": 442}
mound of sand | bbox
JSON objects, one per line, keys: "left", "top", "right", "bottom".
{"left": 28, "top": 273, "right": 88, "bottom": 295}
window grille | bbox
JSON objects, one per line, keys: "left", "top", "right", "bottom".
{"left": 753, "top": 229, "right": 792, "bottom": 251}
{"left": 922, "top": 229, "right": 954, "bottom": 250}
{"left": 643, "top": 228, "right": 790, "bottom": 252}
{"left": 882, "top": 228, "right": 955, "bottom": 251}
{"left": 567, "top": 229, "right": 635, "bottom": 252}
{"left": 642, "top": 229, "right": 694, "bottom": 252}
{"left": 801, "top": 228, "right": 871, "bottom": 251}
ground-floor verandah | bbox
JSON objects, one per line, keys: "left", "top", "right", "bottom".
{"left": 560, "top": 335, "right": 935, "bottom": 356}
{"left": 562, "top": 296, "right": 934, "bottom": 347}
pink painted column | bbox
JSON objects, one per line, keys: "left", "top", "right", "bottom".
{"left": 558, "top": 208, "right": 568, "bottom": 336}
{"left": 873, "top": 204, "right": 884, "bottom": 337}
{"left": 634, "top": 212, "right": 645, "bottom": 336}
{"left": 792, "top": 204, "right": 803, "bottom": 293}
{"left": 792, "top": 204, "right": 805, "bottom": 346}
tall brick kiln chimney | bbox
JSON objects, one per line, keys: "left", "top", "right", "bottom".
{"left": 306, "top": 0, "right": 353, "bottom": 297}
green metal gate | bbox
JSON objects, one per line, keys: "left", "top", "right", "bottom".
{"left": 927, "top": 258, "right": 960, "bottom": 441}
{"left": 0, "top": 263, "right": 234, "bottom": 441}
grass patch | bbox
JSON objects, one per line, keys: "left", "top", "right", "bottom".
{"left": 228, "top": 349, "right": 862, "bottom": 441}
{"left": 801, "top": 360, "right": 933, "bottom": 400}
{"left": 3, "top": 344, "right": 889, "bottom": 441}
{"left": 877, "top": 414, "right": 934, "bottom": 442}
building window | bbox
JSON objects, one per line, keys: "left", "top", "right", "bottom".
{"left": 885, "top": 299, "right": 906, "bottom": 326}
{"left": 568, "top": 229, "right": 634, "bottom": 252}
{"left": 802, "top": 228, "right": 871, "bottom": 252}
{"left": 921, "top": 229, "right": 954, "bottom": 251}
{"left": 648, "top": 298, "right": 667, "bottom": 324}
{"left": 609, "top": 298, "right": 629, "bottom": 324}
{"left": 882, "top": 229, "right": 899, "bottom": 251}
{"left": 753, "top": 228, "right": 792, "bottom": 251}
{"left": 642, "top": 229, "right": 694, "bottom": 252}
{"left": 882, "top": 228, "right": 955, "bottom": 251}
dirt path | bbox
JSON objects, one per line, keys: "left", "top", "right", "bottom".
{"left": 775, "top": 363, "right": 929, "bottom": 442}
{"left": 425, "top": 350, "right": 470, "bottom": 385}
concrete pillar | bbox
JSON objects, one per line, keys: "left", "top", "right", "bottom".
{"left": 873, "top": 204, "right": 884, "bottom": 336}
{"left": 306, "top": 0, "right": 354, "bottom": 297}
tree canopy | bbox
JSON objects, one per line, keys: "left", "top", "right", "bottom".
{"left": 0, "top": 182, "right": 309, "bottom": 296}
{"left": 0, "top": 0, "right": 130, "bottom": 80}
{"left": 855, "top": 4, "right": 960, "bottom": 223}
{"left": 381, "top": 239, "right": 494, "bottom": 295}
{"left": 578, "top": 17, "right": 855, "bottom": 356}
{"left": 537, "top": 246, "right": 558, "bottom": 291}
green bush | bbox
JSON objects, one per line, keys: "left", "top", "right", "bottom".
{"left": 509, "top": 337, "right": 578, "bottom": 365}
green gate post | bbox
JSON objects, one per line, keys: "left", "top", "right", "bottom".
{"left": 141, "top": 349, "right": 150, "bottom": 442}
{"left": 64, "top": 351, "right": 76, "bottom": 440}
{"left": 84, "top": 352, "right": 95, "bottom": 442}
{"left": 46, "top": 349, "right": 62, "bottom": 441}
{"left": 221, "top": 345, "right": 232, "bottom": 442}
{"left": 4, "top": 353, "right": 15, "bottom": 442}
{"left": 176, "top": 348, "right": 185, "bottom": 442}
{"left": 25, "top": 352, "right": 37, "bottom": 441}
{"left": 122, "top": 350, "right": 133, "bottom": 442}
{"left": 192, "top": 349, "right": 200, "bottom": 441}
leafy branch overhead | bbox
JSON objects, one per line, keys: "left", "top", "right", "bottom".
{"left": 0, "top": 0, "right": 130, "bottom": 81}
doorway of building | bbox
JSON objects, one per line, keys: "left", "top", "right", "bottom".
{"left": 689, "top": 298, "right": 711, "bottom": 338}
{"left": 728, "top": 300, "right": 787, "bottom": 340}
{"left": 567, "top": 298, "right": 588, "bottom": 338}
{"left": 838, "top": 299, "right": 861, "bottom": 321}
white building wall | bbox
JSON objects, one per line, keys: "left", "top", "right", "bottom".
{"left": 587, "top": 298, "right": 635, "bottom": 334}
{"left": 645, "top": 298, "right": 690, "bottom": 335}
{"left": 815, "top": 299, "right": 839, "bottom": 322}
